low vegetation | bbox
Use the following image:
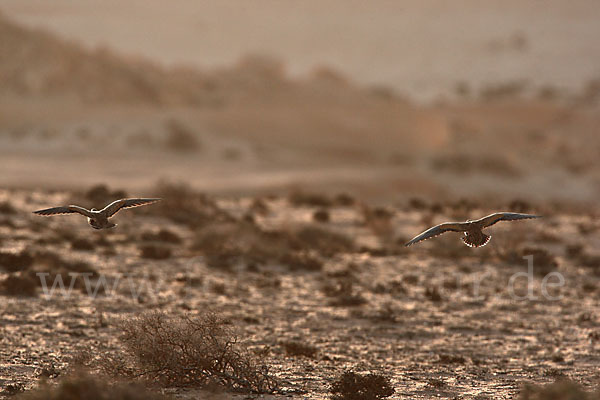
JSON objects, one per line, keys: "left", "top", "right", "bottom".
{"left": 100, "top": 311, "right": 278, "bottom": 393}
{"left": 329, "top": 371, "right": 394, "bottom": 400}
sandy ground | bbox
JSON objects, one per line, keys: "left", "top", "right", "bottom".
{"left": 1, "top": 187, "right": 600, "bottom": 399}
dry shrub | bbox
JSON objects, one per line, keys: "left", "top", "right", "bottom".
{"left": 0, "top": 200, "right": 16, "bottom": 214}
{"left": 313, "top": 209, "right": 330, "bottom": 223}
{"left": 105, "top": 311, "right": 277, "bottom": 393}
{"left": 249, "top": 198, "right": 269, "bottom": 216}
{"left": 281, "top": 341, "right": 318, "bottom": 358}
{"left": 140, "top": 228, "right": 182, "bottom": 244}
{"left": 518, "top": 379, "right": 600, "bottom": 400}
{"left": 139, "top": 244, "right": 172, "bottom": 260}
{"left": 292, "top": 226, "right": 354, "bottom": 257}
{"left": 330, "top": 371, "right": 394, "bottom": 400}
{"left": 164, "top": 119, "right": 201, "bottom": 152}
{"left": 0, "top": 249, "right": 34, "bottom": 272}
{"left": 71, "top": 237, "right": 96, "bottom": 251}
{"left": 288, "top": 191, "right": 333, "bottom": 207}
{"left": 14, "top": 372, "right": 169, "bottom": 400}
{"left": 407, "top": 197, "right": 428, "bottom": 210}
{"left": 479, "top": 80, "right": 527, "bottom": 101}
{"left": 150, "top": 182, "right": 233, "bottom": 228}
{"left": 192, "top": 220, "right": 350, "bottom": 270}
{"left": 501, "top": 247, "right": 558, "bottom": 276}
{"left": 280, "top": 252, "right": 323, "bottom": 272}
{"left": 85, "top": 184, "right": 128, "bottom": 205}
{"left": 323, "top": 280, "right": 367, "bottom": 307}
{"left": 425, "top": 286, "right": 443, "bottom": 302}
{"left": 34, "top": 250, "right": 97, "bottom": 275}
{"left": 334, "top": 193, "right": 355, "bottom": 207}
{"left": 427, "top": 236, "right": 472, "bottom": 260}
{"left": 0, "top": 272, "right": 38, "bottom": 297}
{"left": 509, "top": 199, "right": 532, "bottom": 213}
{"left": 437, "top": 353, "right": 466, "bottom": 364}
{"left": 431, "top": 153, "right": 521, "bottom": 177}
{"left": 30, "top": 250, "right": 99, "bottom": 291}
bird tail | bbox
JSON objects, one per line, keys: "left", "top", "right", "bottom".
{"left": 462, "top": 234, "right": 491, "bottom": 248}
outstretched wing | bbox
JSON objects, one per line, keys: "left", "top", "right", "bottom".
{"left": 101, "top": 198, "right": 161, "bottom": 217}
{"left": 477, "top": 212, "right": 542, "bottom": 228}
{"left": 33, "top": 205, "right": 93, "bottom": 218}
{"left": 405, "top": 222, "right": 466, "bottom": 247}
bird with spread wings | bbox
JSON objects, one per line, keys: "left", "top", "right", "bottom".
{"left": 33, "top": 198, "right": 161, "bottom": 229}
{"left": 405, "top": 212, "right": 541, "bottom": 248}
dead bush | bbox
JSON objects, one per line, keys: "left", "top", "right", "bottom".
{"left": 425, "top": 286, "right": 443, "bottom": 302}
{"left": 288, "top": 191, "right": 333, "bottom": 207}
{"left": 0, "top": 200, "right": 16, "bottom": 214}
{"left": 249, "top": 198, "right": 269, "bottom": 215}
{"left": 71, "top": 237, "right": 96, "bottom": 251}
{"left": 33, "top": 250, "right": 97, "bottom": 275}
{"left": 106, "top": 311, "right": 277, "bottom": 393}
{"left": 0, "top": 249, "right": 34, "bottom": 272}
{"left": 330, "top": 371, "right": 394, "bottom": 400}
{"left": 281, "top": 341, "right": 318, "bottom": 358}
{"left": 324, "top": 280, "right": 367, "bottom": 307}
{"left": 141, "top": 228, "right": 182, "bottom": 244}
{"left": 518, "top": 379, "right": 600, "bottom": 400}
{"left": 280, "top": 252, "right": 323, "bottom": 272}
{"left": 501, "top": 247, "right": 558, "bottom": 276}
{"left": 292, "top": 225, "right": 354, "bottom": 257}
{"left": 85, "top": 184, "right": 128, "bottom": 205}
{"left": 150, "top": 182, "right": 233, "bottom": 228}
{"left": 334, "top": 193, "right": 355, "bottom": 206}
{"left": 431, "top": 153, "right": 521, "bottom": 177}
{"left": 14, "top": 372, "right": 169, "bottom": 400}
{"left": 509, "top": 199, "right": 532, "bottom": 213}
{"left": 164, "top": 119, "right": 201, "bottom": 152}
{"left": 30, "top": 250, "right": 98, "bottom": 291}
{"left": 192, "top": 221, "right": 349, "bottom": 270}
{"left": 139, "top": 244, "right": 172, "bottom": 260}
{"left": 313, "top": 209, "right": 330, "bottom": 223}
{"left": 479, "top": 80, "right": 527, "bottom": 101}
{"left": 0, "top": 272, "right": 38, "bottom": 297}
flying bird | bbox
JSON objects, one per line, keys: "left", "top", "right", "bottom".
{"left": 33, "top": 198, "right": 161, "bottom": 229}
{"left": 405, "top": 212, "right": 541, "bottom": 248}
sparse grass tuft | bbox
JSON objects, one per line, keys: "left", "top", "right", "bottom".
{"left": 330, "top": 371, "right": 394, "bottom": 400}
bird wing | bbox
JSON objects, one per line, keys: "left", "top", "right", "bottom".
{"left": 405, "top": 222, "right": 466, "bottom": 247}
{"left": 101, "top": 198, "right": 161, "bottom": 217}
{"left": 33, "top": 205, "right": 93, "bottom": 218}
{"left": 477, "top": 212, "right": 542, "bottom": 228}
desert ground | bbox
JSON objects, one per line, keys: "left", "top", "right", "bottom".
{"left": 1, "top": 3, "right": 600, "bottom": 399}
